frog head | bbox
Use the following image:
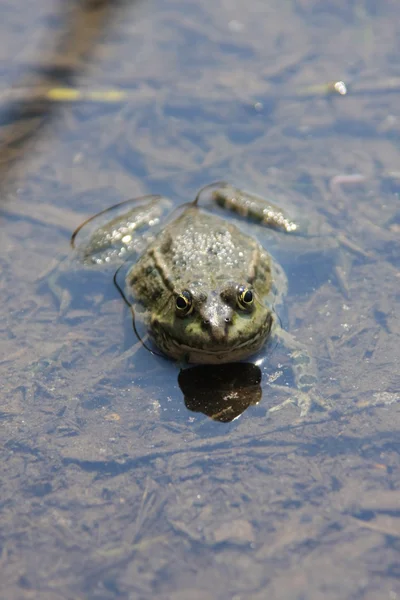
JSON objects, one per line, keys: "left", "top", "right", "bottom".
{"left": 149, "top": 281, "right": 273, "bottom": 363}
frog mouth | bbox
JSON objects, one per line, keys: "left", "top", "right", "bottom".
{"left": 151, "top": 322, "right": 271, "bottom": 363}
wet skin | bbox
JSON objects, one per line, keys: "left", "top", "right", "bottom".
{"left": 76, "top": 183, "right": 296, "bottom": 364}
{"left": 72, "top": 183, "right": 325, "bottom": 415}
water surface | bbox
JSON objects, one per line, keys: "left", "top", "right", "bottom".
{"left": 1, "top": 1, "right": 399, "bottom": 598}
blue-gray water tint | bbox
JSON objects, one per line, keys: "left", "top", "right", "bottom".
{"left": 1, "top": 0, "right": 399, "bottom": 598}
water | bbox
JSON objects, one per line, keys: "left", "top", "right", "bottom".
{"left": 1, "top": 1, "right": 399, "bottom": 598}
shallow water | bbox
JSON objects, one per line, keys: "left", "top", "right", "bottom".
{"left": 1, "top": 1, "right": 399, "bottom": 598}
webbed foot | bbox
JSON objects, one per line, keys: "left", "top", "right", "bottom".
{"left": 267, "top": 384, "right": 330, "bottom": 418}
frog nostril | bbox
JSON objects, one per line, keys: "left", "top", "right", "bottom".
{"left": 202, "top": 319, "right": 210, "bottom": 328}
{"left": 224, "top": 317, "right": 232, "bottom": 324}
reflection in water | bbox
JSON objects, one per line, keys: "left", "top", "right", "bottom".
{"left": 178, "top": 363, "right": 262, "bottom": 422}
{"left": 0, "top": 0, "right": 130, "bottom": 190}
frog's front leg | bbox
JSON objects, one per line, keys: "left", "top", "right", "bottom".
{"left": 267, "top": 327, "right": 330, "bottom": 418}
{"left": 195, "top": 182, "right": 298, "bottom": 233}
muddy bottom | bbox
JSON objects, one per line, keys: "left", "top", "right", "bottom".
{"left": 0, "top": 0, "right": 399, "bottom": 598}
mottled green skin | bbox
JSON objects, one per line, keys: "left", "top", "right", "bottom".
{"left": 128, "top": 206, "right": 274, "bottom": 363}
{"left": 72, "top": 184, "right": 325, "bottom": 413}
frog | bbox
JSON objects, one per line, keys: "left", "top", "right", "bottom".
{"left": 70, "top": 182, "right": 326, "bottom": 417}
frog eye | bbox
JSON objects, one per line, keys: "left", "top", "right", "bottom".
{"left": 237, "top": 286, "right": 254, "bottom": 310}
{"left": 175, "top": 290, "right": 193, "bottom": 316}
